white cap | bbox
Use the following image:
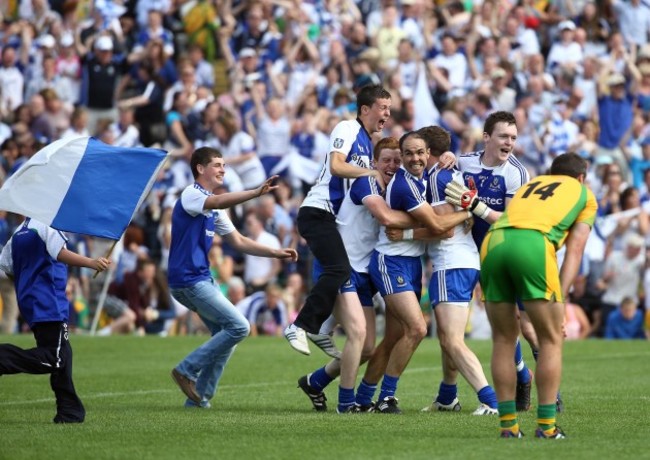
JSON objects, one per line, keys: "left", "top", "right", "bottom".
{"left": 607, "top": 72, "right": 626, "bottom": 86}
{"left": 558, "top": 20, "right": 575, "bottom": 31}
{"left": 95, "top": 36, "right": 114, "bottom": 51}
{"left": 38, "top": 34, "right": 56, "bottom": 48}
{"left": 238, "top": 47, "right": 257, "bottom": 59}
{"left": 60, "top": 33, "right": 74, "bottom": 47}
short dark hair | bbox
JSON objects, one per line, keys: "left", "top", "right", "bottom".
{"left": 398, "top": 130, "right": 427, "bottom": 151}
{"left": 417, "top": 126, "right": 451, "bottom": 157}
{"left": 484, "top": 111, "right": 517, "bottom": 135}
{"left": 356, "top": 84, "right": 391, "bottom": 117}
{"left": 549, "top": 152, "right": 587, "bottom": 178}
{"left": 373, "top": 136, "right": 400, "bottom": 161}
{"left": 191, "top": 147, "right": 222, "bottom": 179}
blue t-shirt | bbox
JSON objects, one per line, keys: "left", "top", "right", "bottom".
{"left": 167, "top": 183, "right": 236, "bottom": 288}
{"left": 0, "top": 219, "right": 69, "bottom": 327}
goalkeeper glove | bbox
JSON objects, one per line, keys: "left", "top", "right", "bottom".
{"left": 444, "top": 178, "right": 491, "bottom": 220}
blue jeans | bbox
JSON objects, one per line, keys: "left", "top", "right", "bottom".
{"left": 171, "top": 279, "right": 250, "bottom": 406}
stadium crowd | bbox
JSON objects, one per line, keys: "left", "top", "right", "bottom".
{"left": 0, "top": 0, "right": 648, "bottom": 341}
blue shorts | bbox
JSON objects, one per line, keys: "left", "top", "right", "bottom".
{"left": 369, "top": 251, "right": 422, "bottom": 299}
{"left": 429, "top": 268, "right": 480, "bottom": 307}
{"left": 313, "top": 260, "right": 377, "bottom": 307}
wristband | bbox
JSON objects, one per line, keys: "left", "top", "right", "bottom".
{"left": 403, "top": 229, "right": 414, "bottom": 240}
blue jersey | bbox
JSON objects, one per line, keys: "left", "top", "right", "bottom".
{"left": 0, "top": 218, "right": 69, "bottom": 327}
{"left": 168, "top": 183, "right": 236, "bottom": 288}
{"left": 458, "top": 151, "right": 529, "bottom": 247}
{"left": 301, "top": 119, "right": 373, "bottom": 215}
{"left": 375, "top": 167, "right": 427, "bottom": 257}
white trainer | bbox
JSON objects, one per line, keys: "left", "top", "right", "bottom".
{"left": 472, "top": 403, "right": 498, "bottom": 415}
{"left": 284, "top": 324, "right": 311, "bottom": 355}
{"left": 421, "top": 397, "right": 462, "bottom": 412}
{"left": 306, "top": 332, "right": 341, "bottom": 359}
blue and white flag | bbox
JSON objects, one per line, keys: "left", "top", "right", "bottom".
{"left": 0, "top": 136, "right": 168, "bottom": 240}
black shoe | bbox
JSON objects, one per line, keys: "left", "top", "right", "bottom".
{"left": 355, "top": 401, "right": 375, "bottom": 413}
{"left": 53, "top": 415, "right": 84, "bottom": 424}
{"left": 375, "top": 396, "right": 402, "bottom": 414}
{"left": 515, "top": 369, "right": 533, "bottom": 412}
{"left": 297, "top": 374, "right": 327, "bottom": 412}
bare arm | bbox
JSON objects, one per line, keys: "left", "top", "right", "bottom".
{"left": 223, "top": 231, "right": 298, "bottom": 261}
{"left": 559, "top": 222, "right": 592, "bottom": 299}
{"left": 409, "top": 202, "right": 472, "bottom": 234}
{"left": 330, "top": 152, "right": 385, "bottom": 189}
{"left": 203, "top": 176, "right": 279, "bottom": 210}
{"left": 364, "top": 195, "right": 418, "bottom": 228}
{"left": 58, "top": 247, "right": 111, "bottom": 272}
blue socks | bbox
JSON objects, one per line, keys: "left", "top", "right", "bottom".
{"left": 310, "top": 367, "right": 334, "bottom": 392}
{"left": 337, "top": 386, "right": 355, "bottom": 413}
{"left": 377, "top": 374, "right": 399, "bottom": 402}
{"left": 478, "top": 385, "right": 498, "bottom": 409}
{"left": 515, "top": 339, "right": 531, "bottom": 384}
{"left": 436, "top": 382, "right": 458, "bottom": 405}
{"left": 355, "top": 379, "right": 377, "bottom": 406}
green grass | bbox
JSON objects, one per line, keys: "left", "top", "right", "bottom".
{"left": 1, "top": 335, "right": 648, "bottom": 459}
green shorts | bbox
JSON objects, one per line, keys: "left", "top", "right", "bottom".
{"left": 479, "top": 228, "right": 562, "bottom": 303}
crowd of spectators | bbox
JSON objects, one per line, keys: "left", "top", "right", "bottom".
{"left": 0, "top": 0, "right": 649, "bottom": 339}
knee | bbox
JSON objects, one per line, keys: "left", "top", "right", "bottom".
{"left": 330, "top": 262, "right": 351, "bottom": 283}
{"left": 230, "top": 320, "right": 250, "bottom": 341}
{"left": 346, "top": 322, "right": 366, "bottom": 345}
{"left": 406, "top": 323, "right": 428, "bottom": 344}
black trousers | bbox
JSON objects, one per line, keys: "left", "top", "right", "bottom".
{"left": 295, "top": 206, "right": 351, "bottom": 334}
{"left": 0, "top": 322, "right": 85, "bottom": 423}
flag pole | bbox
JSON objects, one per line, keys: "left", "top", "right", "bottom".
{"left": 92, "top": 239, "right": 118, "bottom": 279}
{"left": 90, "top": 262, "right": 116, "bottom": 336}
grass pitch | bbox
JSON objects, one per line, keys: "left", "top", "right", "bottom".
{"left": 0, "top": 335, "right": 648, "bottom": 460}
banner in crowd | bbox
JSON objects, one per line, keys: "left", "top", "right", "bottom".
{"left": 0, "top": 136, "right": 168, "bottom": 240}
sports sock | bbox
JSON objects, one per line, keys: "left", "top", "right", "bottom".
{"left": 537, "top": 403, "right": 557, "bottom": 435}
{"left": 337, "top": 386, "right": 355, "bottom": 412}
{"left": 309, "top": 367, "right": 334, "bottom": 392}
{"left": 515, "top": 339, "right": 531, "bottom": 384}
{"left": 436, "top": 382, "right": 458, "bottom": 405}
{"left": 477, "top": 385, "right": 498, "bottom": 409}
{"left": 377, "top": 374, "right": 399, "bottom": 402}
{"left": 355, "top": 379, "right": 377, "bottom": 406}
{"left": 498, "top": 400, "right": 519, "bottom": 434}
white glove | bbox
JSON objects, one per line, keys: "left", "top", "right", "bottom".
{"left": 444, "top": 180, "right": 491, "bottom": 220}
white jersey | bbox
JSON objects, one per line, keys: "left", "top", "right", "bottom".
{"left": 458, "top": 150, "right": 529, "bottom": 247}
{"left": 301, "top": 119, "right": 374, "bottom": 215}
{"left": 375, "top": 167, "right": 427, "bottom": 257}
{"left": 426, "top": 166, "right": 480, "bottom": 271}
{"left": 336, "top": 176, "right": 382, "bottom": 273}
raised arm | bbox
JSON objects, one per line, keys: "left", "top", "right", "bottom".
{"left": 204, "top": 176, "right": 279, "bottom": 210}
{"left": 58, "top": 247, "right": 111, "bottom": 272}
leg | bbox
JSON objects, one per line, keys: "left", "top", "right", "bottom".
{"left": 379, "top": 291, "right": 427, "bottom": 404}
{"left": 171, "top": 281, "right": 250, "bottom": 404}
{"left": 0, "top": 277, "right": 18, "bottom": 334}
{"left": 333, "top": 293, "right": 366, "bottom": 412}
{"left": 486, "top": 301, "right": 521, "bottom": 435}
{"left": 294, "top": 207, "right": 351, "bottom": 334}
{"left": 48, "top": 323, "right": 85, "bottom": 423}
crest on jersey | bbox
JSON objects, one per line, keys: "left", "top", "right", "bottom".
{"left": 333, "top": 138, "right": 344, "bottom": 149}
{"left": 396, "top": 275, "right": 406, "bottom": 287}
{"left": 489, "top": 177, "right": 501, "bottom": 191}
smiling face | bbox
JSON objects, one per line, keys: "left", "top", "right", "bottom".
{"left": 483, "top": 121, "right": 518, "bottom": 166}
{"left": 400, "top": 135, "right": 429, "bottom": 178}
{"left": 375, "top": 147, "right": 401, "bottom": 184}
{"left": 197, "top": 156, "right": 226, "bottom": 190}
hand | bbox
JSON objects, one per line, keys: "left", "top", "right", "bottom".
{"left": 371, "top": 169, "right": 386, "bottom": 192}
{"left": 93, "top": 257, "right": 111, "bottom": 272}
{"left": 256, "top": 175, "right": 279, "bottom": 196}
{"left": 444, "top": 179, "right": 491, "bottom": 219}
{"left": 438, "top": 151, "right": 457, "bottom": 169}
{"left": 385, "top": 227, "right": 404, "bottom": 241}
{"left": 277, "top": 248, "right": 299, "bottom": 262}
{"left": 144, "top": 307, "right": 160, "bottom": 322}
